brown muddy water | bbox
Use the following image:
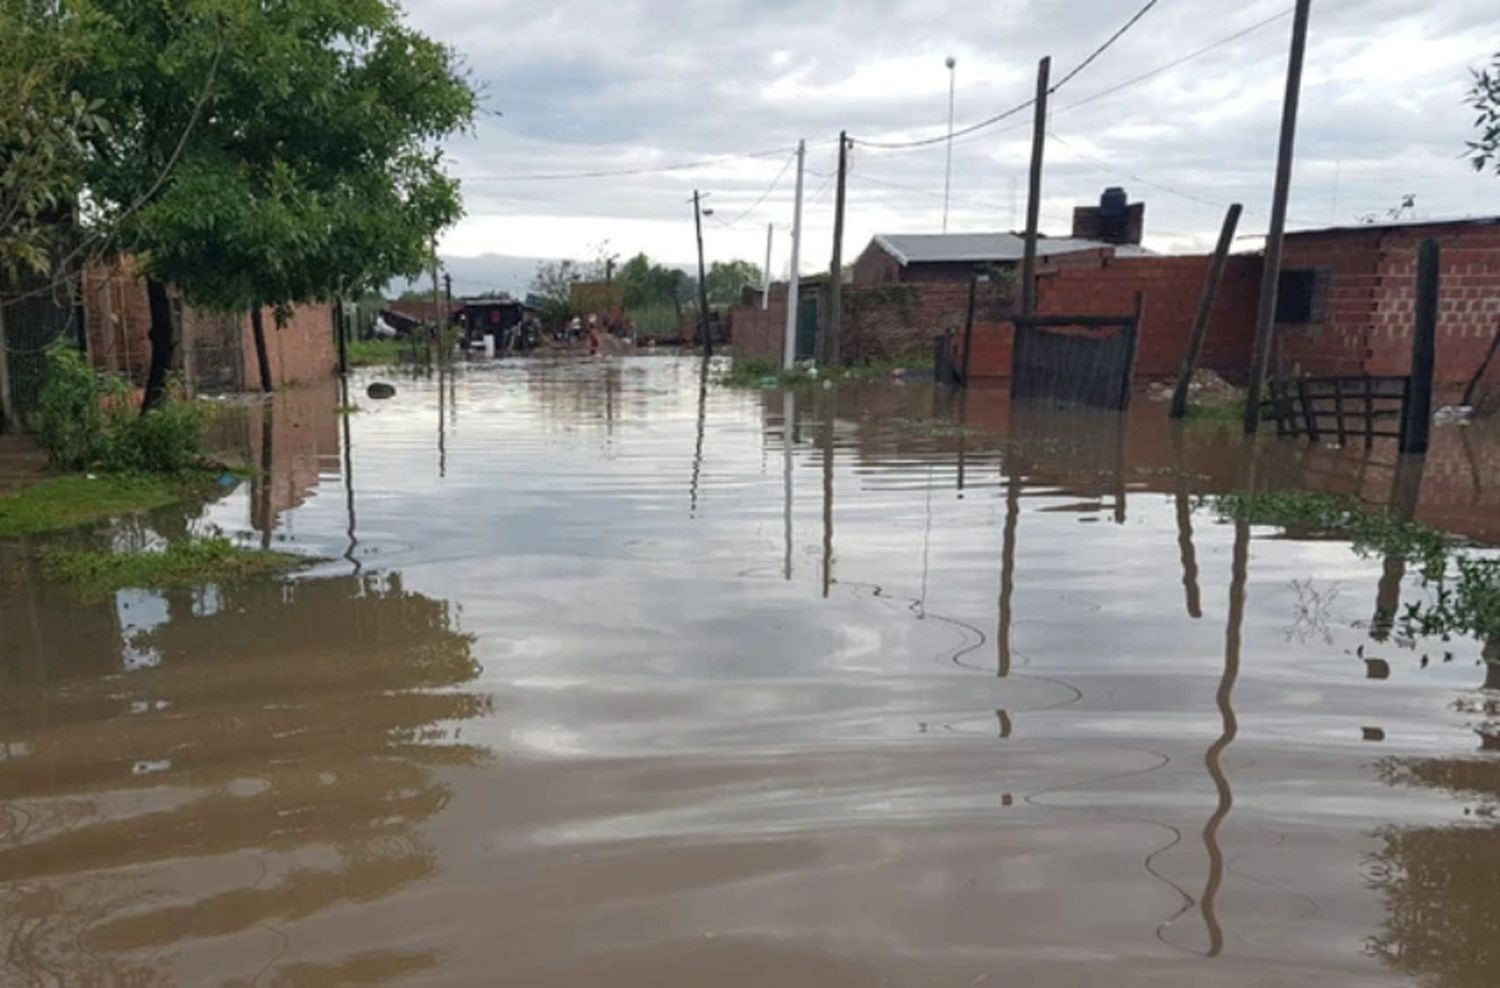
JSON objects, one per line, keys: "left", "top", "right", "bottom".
{"left": 3, "top": 355, "right": 1499, "bottom": 987}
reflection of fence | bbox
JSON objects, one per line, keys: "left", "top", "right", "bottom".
{"left": 1, "top": 280, "right": 80, "bottom": 432}
{"left": 1011, "top": 293, "right": 1143, "bottom": 411}
{"left": 1261, "top": 375, "right": 1411, "bottom": 447}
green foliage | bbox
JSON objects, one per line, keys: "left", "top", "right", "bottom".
{"left": 530, "top": 258, "right": 599, "bottom": 324}
{"left": 1182, "top": 397, "right": 1246, "bottom": 421}
{"left": 348, "top": 338, "right": 407, "bottom": 367}
{"left": 1211, "top": 491, "right": 1498, "bottom": 646}
{"left": 78, "top": 0, "right": 476, "bottom": 312}
{"left": 34, "top": 346, "right": 110, "bottom": 469}
{"left": 617, "top": 252, "right": 691, "bottom": 318}
{"left": 705, "top": 259, "right": 762, "bottom": 305}
{"left": 0, "top": 473, "right": 180, "bottom": 537}
{"left": 1467, "top": 51, "right": 1500, "bottom": 174}
{"left": 35, "top": 346, "right": 205, "bottom": 472}
{"left": 44, "top": 535, "right": 302, "bottom": 596}
{"left": 719, "top": 357, "right": 780, "bottom": 387}
{"left": 0, "top": 0, "right": 108, "bottom": 280}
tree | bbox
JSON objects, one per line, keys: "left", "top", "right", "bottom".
{"left": 77, "top": 0, "right": 475, "bottom": 406}
{"left": 1468, "top": 52, "right": 1500, "bottom": 174}
{"left": 0, "top": 1, "right": 106, "bottom": 283}
{"left": 530, "top": 259, "right": 588, "bottom": 325}
{"left": 705, "top": 259, "right": 762, "bottom": 306}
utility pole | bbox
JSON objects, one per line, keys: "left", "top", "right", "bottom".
{"left": 823, "top": 131, "right": 849, "bottom": 367}
{"left": 430, "top": 241, "right": 443, "bottom": 366}
{"left": 761, "top": 222, "right": 774, "bottom": 311}
{"left": 692, "top": 190, "right": 712, "bottom": 357}
{"left": 1020, "top": 56, "right": 1051, "bottom": 317}
{"left": 784, "top": 139, "right": 806, "bottom": 370}
{"left": 1242, "top": 0, "right": 1313, "bottom": 435}
{"left": 943, "top": 56, "right": 957, "bottom": 233}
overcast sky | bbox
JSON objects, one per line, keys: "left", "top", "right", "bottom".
{"left": 404, "top": 0, "right": 1498, "bottom": 289}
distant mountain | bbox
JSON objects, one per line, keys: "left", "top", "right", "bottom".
{"left": 388, "top": 253, "right": 550, "bottom": 299}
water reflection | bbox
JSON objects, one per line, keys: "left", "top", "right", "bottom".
{"left": 0, "top": 570, "right": 485, "bottom": 984}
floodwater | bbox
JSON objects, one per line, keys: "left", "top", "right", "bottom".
{"left": 2, "top": 355, "right": 1499, "bottom": 987}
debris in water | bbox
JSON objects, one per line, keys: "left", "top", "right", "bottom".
{"left": 367, "top": 382, "right": 397, "bottom": 399}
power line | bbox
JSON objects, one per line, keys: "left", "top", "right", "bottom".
{"left": 709, "top": 150, "right": 798, "bottom": 227}
{"left": 1050, "top": 0, "right": 1161, "bottom": 91}
{"left": 459, "top": 146, "right": 796, "bottom": 182}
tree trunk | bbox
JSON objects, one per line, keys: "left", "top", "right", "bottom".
{"left": 250, "top": 305, "right": 273, "bottom": 393}
{"left": 142, "top": 278, "right": 175, "bottom": 411}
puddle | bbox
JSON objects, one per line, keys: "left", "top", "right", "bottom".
{"left": 2, "top": 355, "right": 1498, "bottom": 986}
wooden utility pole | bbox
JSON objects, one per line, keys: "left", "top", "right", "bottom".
{"left": 1020, "top": 56, "right": 1051, "bottom": 318}
{"left": 1401, "top": 238, "right": 1439, "bottom": 454}
{"left": 823, "top": 131, "right": 849, "bottom": 367}
{"left": 430, "top": 242, "right": 443, "bottom": 365}
{"left": 1242, "top": 0, "right": 1313, "bottom": 435}
{"left": 783, "top": 139, "right": 806, "bottom": 370}
{"left": 693, "top": 190, "right": 712, "bottom": 357}
{"left": 1169, "top": 203, "right": 1243, "bottom": 418}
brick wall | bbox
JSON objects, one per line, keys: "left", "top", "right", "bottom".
{"left": 82, "top": 259, "right": 337, "bottom": 392}
{"left": 1016, "top": 253, "right": 1261, "bottom": 381}
{"left": 242, "top": 303, "right": 338, "bottom": 388}
{"left": 1279, "top": 223, "right": 1500, "bottom": 398}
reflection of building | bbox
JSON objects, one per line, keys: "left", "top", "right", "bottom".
{"left": 1367, "top": 753, "right": 1500, "bottom": 987}
{"left": 0, "top": 570, "right": 486, "bottom": 985}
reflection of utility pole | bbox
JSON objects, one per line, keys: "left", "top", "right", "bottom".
{"left": 1372, "top": 451, "right": 1427, "bottom": 640}
{"left": 783, "top": 392, "right": 795, "bottom": 581}
{"left": 689, "top": 367, "right": 708, "bottom": 517}
{"left": 998, "top": 450, "right": 1019, "bottom": 678}
{"left": 1172, "top": 427, "right": 1203, "bottom": 619}
{"left": 341, "top": 375, "right": 360, "bottom": 575}
{"left": 821, "top": 393, "right": 834, "bottom": 598}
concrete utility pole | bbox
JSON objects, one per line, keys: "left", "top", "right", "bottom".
{"left": 1020, "top": 56, "right": 1051, "bottom": 317}
{"left": 943, "top": 56, "right": 957, "bottom": 234}
{"left": 783, "top": 139, "right": 806, "bottom": 371}
{"left": 692, "top": 190, "right": 712, "bottom": 357}
{"left": 762, "top": 222, "right": 774, "bottom": 311}
{"left": 1243, "top": 0, "right": 1313, "bottom": 435}
{"left": 824, "top": 131, "right": 849, "bottom": 367}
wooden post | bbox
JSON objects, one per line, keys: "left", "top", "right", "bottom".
{"left": 1242, "top": 0, "right": 1313, "bottom": 435}
{"left": 1117, "top": 292, "right": 1145, "bottom": 411}
{"left": 0, "top": 303, "right": 14, "bottom": 433}
{"left": 1020, "top": 56, "right": 1050, "bottom": 318}
{"left": 335, "top": 298, "right": 349, "bottom": 377}
{"left": 1169, "top": 203, "right": 1242, "bottom": 418}
{"left": 1401, "top": 238, "right": 1439, "bottom": 454}
{"left": 823, "top": 131, "right": 848, "bottom": 367}
{"left": 959, "top": 269, "right": 979, "bottom": 386}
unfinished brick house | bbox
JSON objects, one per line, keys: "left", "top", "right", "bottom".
{"left": 84, "top": 256, "right": 338, "bottom": 394}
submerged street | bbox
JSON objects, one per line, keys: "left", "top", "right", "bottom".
{"left": 2, "top": 354, "right": 1499, "bottom": 986}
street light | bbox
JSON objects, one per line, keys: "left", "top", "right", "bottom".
{"left": 943, "top": 55, "right": 957, "bottom": 234}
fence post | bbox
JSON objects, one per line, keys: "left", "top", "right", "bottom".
{"left": 1117, "top": 292, "right": 1145, "bottom": 411}
{"left": 1170, "top": 204, "right": 1242, "bottom": 418}
{"left": 1401, "top": 239, "right": 1438, "bottom": 454}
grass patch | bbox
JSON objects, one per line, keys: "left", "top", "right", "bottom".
{"left": 719, "top": 352, "right": 934, "bottom": 389}
{"left": 1211, "top": 490, "right": 1498, "bottom": 645}
{"left": 1182, "top": 398, "right": 1245, "bottom": 421}
{"left": 44, "top": 536, "right": 304, "bottom": 596}
{"left": 347, "top": 338, "right": 408, "bottom": 367}
{"left": 0, "top": 474, "right": 181, "bottom": 537}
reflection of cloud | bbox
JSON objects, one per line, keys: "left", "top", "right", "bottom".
{"left": 0, "top": 572, "right": 486, "bottom": 985}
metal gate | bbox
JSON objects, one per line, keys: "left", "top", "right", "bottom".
{"left": 796, "top": 292, "right": 818, "bottom": 361}
{"left": 1011, "top": 293, "right": 1143, "bottom": 410}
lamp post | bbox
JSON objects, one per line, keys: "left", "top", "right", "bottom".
{"left": 942, "top": 55, "right": 957, "bottom": 234}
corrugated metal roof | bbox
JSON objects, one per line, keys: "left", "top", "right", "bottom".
{"left": 1284, "top": 215, "right": 1500, "bottom": 237}
{"left": 872, "top": 232, "right": 1128, "bottom": 265}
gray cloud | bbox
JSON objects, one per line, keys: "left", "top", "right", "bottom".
{"left": 408, "top": 0, "right": 1500, "bottom": 267}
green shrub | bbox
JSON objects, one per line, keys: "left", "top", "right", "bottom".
{"left": 35, "top": 346, "right": 108, "bottom": 469}
{"left": 34, "top": 346, "right": 206, "bottom": 473}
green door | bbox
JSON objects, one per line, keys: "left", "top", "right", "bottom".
{"left": 796, "top": 293, "right": 818, "bottom": 361}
